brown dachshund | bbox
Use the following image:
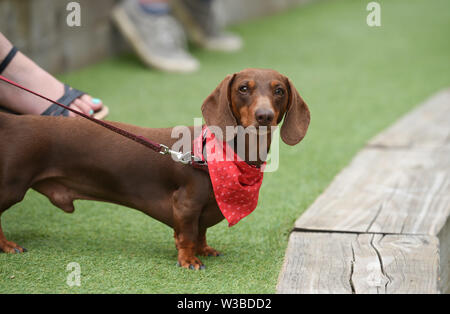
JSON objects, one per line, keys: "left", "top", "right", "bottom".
{"left": 0, "top": 68, "right": 310, "bottom": 269}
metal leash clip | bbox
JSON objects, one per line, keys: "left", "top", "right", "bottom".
{"left": 159, "top": 144, "right": 171, "bottom": 155}
{"left": 159, "top": 144, "right": 200, "bottom": 165}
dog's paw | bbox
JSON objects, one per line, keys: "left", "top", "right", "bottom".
{"left": 0, "top": 241, "right": 27, "bottom": 254}
{"left": 196, "top": 246, "right": 222, "bottom": 257}
{"left": 177, "top": 256, "right": 205, "bottom": 270}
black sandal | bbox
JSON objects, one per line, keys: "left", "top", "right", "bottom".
{"left": 0, "top": 46, "right": 109, "bottom": 119}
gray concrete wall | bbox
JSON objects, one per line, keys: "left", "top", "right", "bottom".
{"left": 0, "top": 0, "right": 125, "bottom": 73}
{"left": 0, "top": 0, "right": 312, "bottom": 73}
{"left": 215, "top": 0, "right": 313, "bottom": 26}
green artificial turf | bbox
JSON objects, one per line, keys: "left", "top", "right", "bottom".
{"left": 1, "top": 0, "right": 449, "bottom": 293}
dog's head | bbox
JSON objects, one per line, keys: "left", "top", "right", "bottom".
{"left": 201, "top": 68, "right": 310, "bottom": 145}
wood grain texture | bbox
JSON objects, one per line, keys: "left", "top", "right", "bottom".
{"left": 277, "top": 233, "right": 440, "bottom": 294}
{"left": 295, "top": 149, "right": 450, "bottom": 234}
{"left": 277, "top": 232, "right": 355, "bottom": 294}
{"left": 357, "top": 234, "right": 439, "bottom": 294}
{"left": 438, "top": 219, "right": 450, "bottom": 294}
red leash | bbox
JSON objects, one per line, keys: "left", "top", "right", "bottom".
{"left": 0, "top": 74, "right": 167, "bottom": 154}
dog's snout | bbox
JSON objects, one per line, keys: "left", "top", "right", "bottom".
{"left": 255, "top": 108, "right": 274, "bottom": 126}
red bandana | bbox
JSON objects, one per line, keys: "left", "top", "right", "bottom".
{"left": 194, "top": 126, "right": 265, "bottom": 227}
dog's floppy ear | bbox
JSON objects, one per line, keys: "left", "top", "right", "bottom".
{"left": 280, "top": 78, "right": 311, "bottom": 145}
{"left": 201, "top": 73, "right": 237, "bottom": 141}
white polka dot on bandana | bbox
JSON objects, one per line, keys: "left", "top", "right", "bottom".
{"left": 192, "top": 126, "right": 265, "bottom": 227}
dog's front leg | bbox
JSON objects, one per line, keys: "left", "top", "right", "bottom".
{"left": 196, "top": 228, "right": 221, "bottom": 257}
{"left": 172, "top": 188, "right": 205, "bottom": 270}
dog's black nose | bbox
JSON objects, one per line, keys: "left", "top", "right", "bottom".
{"left": 255, "top": 108, "right": 274, "bottom": 126}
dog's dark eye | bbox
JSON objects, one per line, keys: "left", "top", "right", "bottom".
{"left": 239, "top": 85, "right": 249, "bottom": 94}
{"left": 274, "top": 88, "right": 284, "bottom": 96}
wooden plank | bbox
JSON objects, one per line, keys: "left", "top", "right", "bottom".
{"left": 367, "top": 234, "right": 439, "bottom": 294}
{"left": 277, "top": 233, "right": 440, "bottom": 294}
{"left": 280, "top": 89, "right": 450, "bottom": 294}
{"left": 295, "top": 149, "right": 450, "bottom": 234}
{"left": 350, "top": 233, "right": 389, "bottom": 294}
{"left": 438, "top": 219, "right": 450, "bottom": 293}
{"left": 277, "top": 232, "right": 355, "bottom": 294}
